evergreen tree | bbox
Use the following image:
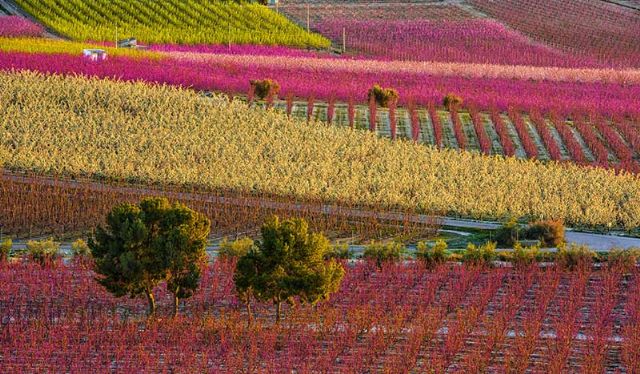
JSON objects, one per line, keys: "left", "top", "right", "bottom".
{"left": 90, "top": 197, "right": 210, "bottom": 317}
{"left": 235, "top": 216, "right": 345, "bottom": 324}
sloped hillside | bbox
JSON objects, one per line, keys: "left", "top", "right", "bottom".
{"left": 468, "top": 0, "right": 640, "bottom": 67}
{"left": 12, "top": 0, "right": 330, "bottom": 47}
{"left": 2, "top": 71, "right": 640, "bottom": 229}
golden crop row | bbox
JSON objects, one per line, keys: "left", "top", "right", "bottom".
{"left": 0, "top": 38, "right": 159, "bottom": 59}
{"left": 13, "top": 0, "right": 330, "bottom": 48}
{"left": 1, "top": 71, "right": 639, "bottom": 229}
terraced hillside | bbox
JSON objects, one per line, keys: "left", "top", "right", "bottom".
{"left": 2, "top": 71, "right": 640, "bottom": 229}
{"left": 468, "top": 0, "right": 640, "bottom": 67}
{"left": 4, "top": 262, "right": 639, "bottom": 372}
{"left": 263, "top": 99, "right": 640, "bottom": 172}
{"left": 280, "top": 0, "right": 640, "bottom": 67}
{"left": 12, "top": 0, "right": 330, "bottom": 47}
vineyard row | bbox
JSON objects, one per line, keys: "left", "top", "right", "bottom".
{"left": 256, "top": 98, "right": 640, "bottom": 173}
{"left": 1, "top": 261, "right": 638, "bottom": 372}
{"left": 0, "top": 172, "right": 440, "bottom": 239}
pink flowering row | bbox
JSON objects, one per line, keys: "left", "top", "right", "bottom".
{"left": 1, "top": 261, "right": 636, "bottom": 372}
{"left": 469, "top": 106, "right": 492, "bottom": 155}
{"left": 149, "top": 43, "right": 329, "bottom": 58}
{"left": 509, "top": 108, "right": 538, "bottom": 159}
{"left": 170, "top": 47, "right": 640, "bottom": 86}
{"left": 469, "top": 0, "right": 640, "bottom": 68}
{"left": 551, "top": 115, "right": 587, "bottom": 164}
{"left": 490, "top": 109, "right": 515, "bottom": 157}
{"left": 530, "top": 110, "right": 562, "bottom": 161}
{"left": 1, "top": 51, "right": 640, "bottom": 120}
{"left": 0, "top": 16, "right": 44, "bottom": 37}
{"left": 315, "top": 19, "right": 607, "bottom": 68}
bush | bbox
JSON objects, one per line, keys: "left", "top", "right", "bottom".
{"left": 606, "top": 248, "right": 639, "bottom": 272}
{"left": 367, "top": 84, "right": 399, "bottom": 108}
{"left": 250, "top": 79, "right": 280, "bottom": 100}
{"left": 71, "top": 239, "right": 91, "bottom": 258}
{"left": 463, "top": 241, "right": 497, "bottom": 267}
{"left": 363, "top": 241, "right": 406, "bottom": 268}
{"left": 416, "top": 239, "right": 448, "bottom": 267}
{"left": 218, "top": 237, "right": 255, "bottom": 260}
{"left": 495, "top": 218, "right": 522, "bottom": 247}
{"left": 523, "top": 220, "right": 565, "bottom": 247}
{"left": 511, "top": 242, "right": 539, "bottom": 269}
{"left": 0, "top": 239, "right": 12, "bottom": 262}
{"left": 443, "top": 93, "right": 463, "bottom": 111}
{"left": 325, "top": 243, "right": 352, "bottom": 260}
{"left": 70, "top": 239, "right": 92, "bottom": 267}
{"left": 448, "top": 253, "right": 464, "bottom": 262}
{"left": 534, "top": 250, "right": 555, "bottom": 263}
{"left": 557, "top": 243, "right": 595, "bottom": 271}
{"left": 26, "top": 238, "right": 60, "bottom": 266}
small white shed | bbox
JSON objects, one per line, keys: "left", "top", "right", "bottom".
{"left": 82, "top": 49, "right": 107, "bottom": 61}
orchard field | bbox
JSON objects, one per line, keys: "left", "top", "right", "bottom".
{"left": 3, "top": 72, "right": 640, "bottom": 230}
{"left": 1, "top": 0, "right": 640, "bottom": 372}
{"left": 2, "top": 259, "right": 640, "bottom": 372}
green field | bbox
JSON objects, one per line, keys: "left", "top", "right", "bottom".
{"left": 13, "top": 0, "right": 330, "bottom": 47}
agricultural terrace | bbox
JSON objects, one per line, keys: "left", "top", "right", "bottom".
{"left": 12, "top": 0, "right": 330, "bottom": 47}
{"left": 279, "top": 0, "right": 638, "bottom": 67}
{"left": 4, "top": 43, "right": 639, "bottom": 119}
{"left": 2, "top": 44, "right": 640, "bottom": 172}
{"left": 2, "top": 72, "right": 640, "bottom": 230}
{"left": 469, "top": 0, "right": 640, "bottom": 67}
{"left": 0, "top": 37, "right": 158, "bottom": 58}
{"left": 1, "top": 1, "right": 639, "bottom": 174}
{"left": 2, "top": 1, "right": 640, "bottom": 373}
{"left": 2, "top": 259, "right": 640, "bottom": 372}
{"left": 0, "top": 15, "right": 43, "bottom": 37}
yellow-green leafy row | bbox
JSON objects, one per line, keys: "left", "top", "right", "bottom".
{"left": 1, "top": 71, "right": 639, "bottom": 229}
{"left": 14, "top": 0, "right": 330, "bottom": 47}
{"left": 0, "top": 37, "right": 159, "bottom": 58}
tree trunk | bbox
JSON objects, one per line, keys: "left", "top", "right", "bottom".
{"left": 173, "top": 295, "right": 179, "bottom": 318}
{"left": 145, "top": 290, "right": 156, "bottom": 317}
{"left": 275, "top": 301, "right": 282, "bottom": 324}
{"left": 246, "top": 301, "right": 253, "bottom": 328}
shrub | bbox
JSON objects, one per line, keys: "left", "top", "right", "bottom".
{"left": 535, "top": 250, "right": 555, "bottom": 263}
{"left": 557, "top": 243, "right": 595, "bottom": 271}
{"left": 416, "top": 239, "right": 448, "bottom": 267}
{"left": 325, "top": 243, "right": 352, "bottom": 260}
{"left": 363, "top": 241, "right": 406, "bottom": 268}
{"left": 443, "top": 93, "right": 463, "bottom": 111}
{"left": 463, "top": 241, "right": 497, "bottom": 267}
{"left": 250, "top": 79, "right": 280, "bottom": 100}
{"left": 606, "top": 248, "right": 639, "bottom": 272}
{"left": 70, "top": 239, "right": 92, "bottom": 267}
{"left": 26, "top": 238, "right": 60, "bottom": 266}
{"left": 495, "top": 218, "right": 522, "bottom": 247}
{"left": 524, "top": 220, "right": 565, "bottom": 247}
{"left": 0, "top": 239, "right": 12, "bottom": 262}
{"left": 511, "top": 242, "right": 539, "bottom": 269}
{"left": 448, "top": 253, "right": 464, "bottom": 262}
{"left": 218, "top": 237, "right": 255, "bottom": 260}
{"left": 71, "top": 239, "right": 91, "bottom": 257}
{"left": 367, "top": 84, "right": 399, "bottom": 108}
